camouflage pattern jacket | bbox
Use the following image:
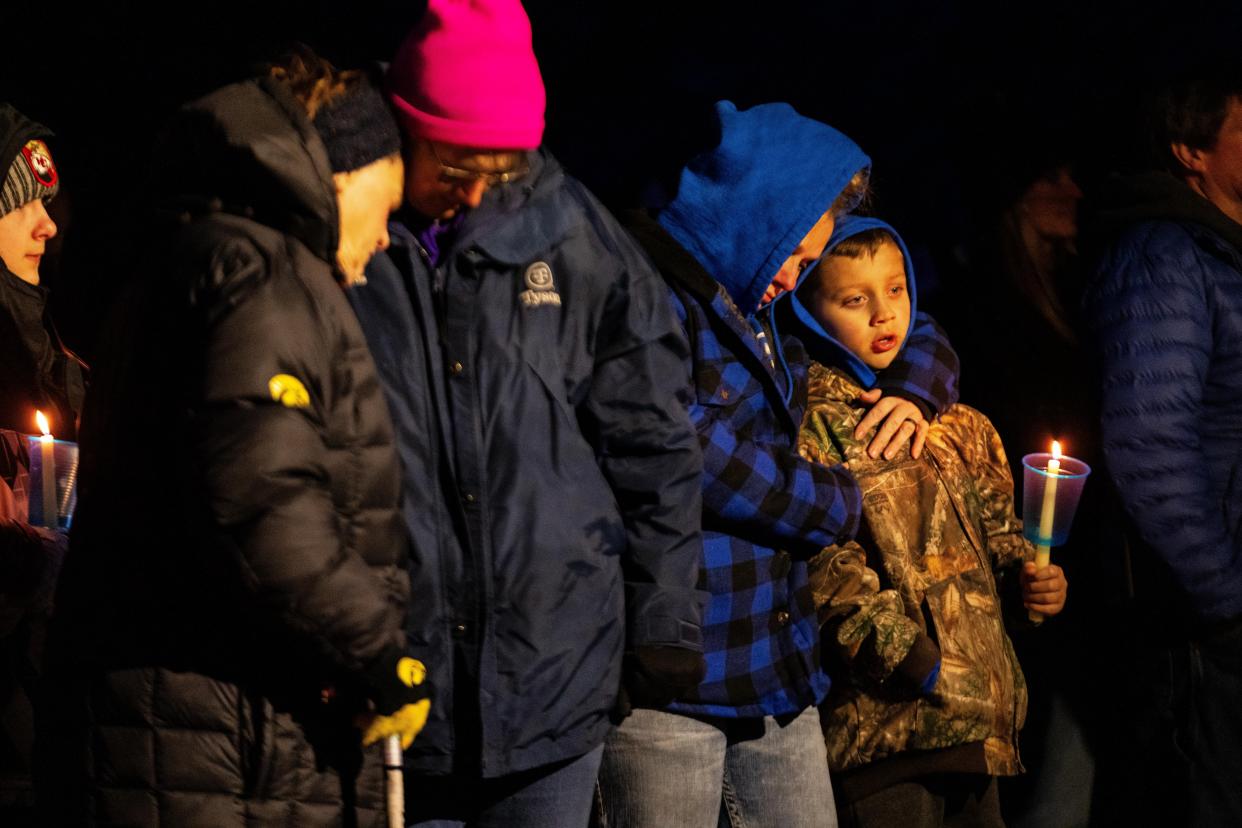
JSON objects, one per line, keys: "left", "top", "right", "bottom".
{"left": 799, "top": 364, "right": 1033, "bottom": 779}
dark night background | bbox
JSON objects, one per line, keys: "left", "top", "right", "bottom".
{"left": 2, "top": 2, "right": 1240, "bottom": 823}
{"left": 2, "top": 0, "right": 1239, "bottom": 362}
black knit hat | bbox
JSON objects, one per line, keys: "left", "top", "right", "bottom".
{"left": 0, "top": 104, "right": 59, "bottom": 218}
{"left": 311, "top": 82, "right": 401, "bottom": 173}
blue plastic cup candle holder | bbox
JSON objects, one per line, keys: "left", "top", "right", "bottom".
{"left": 24, "top": 436, "right": 80, "bottom": 531}
{"left": 1021, "top": 452, "right": 1090, "bottom": 547}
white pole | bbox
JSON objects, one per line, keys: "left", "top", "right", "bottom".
{"left": 384, "top": 734, "right": 404, "bottom": 828}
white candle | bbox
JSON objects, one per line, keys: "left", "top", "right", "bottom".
{"left": 1035, "top": 440, "right": 1061, "bottom": 562}
{"left": 1029, "top": 440, "right": 1060, "bottom": 622}
{"left": 36, "top": 410, "right": 56, "bottom": 529}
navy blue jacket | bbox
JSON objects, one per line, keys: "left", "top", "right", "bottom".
{"left": 347, "top": 150, "right": 704, "bottom": 776}
{"left": 1085, "top": 172, "right": 1242, "bottom": 623}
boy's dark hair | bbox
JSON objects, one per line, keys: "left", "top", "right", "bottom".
{"left": 824, "top": 227, "right": 897, "bottom": 261}
{"left": 1150, "top": 66, "right": 1242, "bottom": 176}
{"left": 803, "top": 227, "right": 900, "bottom": 300}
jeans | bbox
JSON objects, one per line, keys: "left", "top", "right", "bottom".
{"left": 597, "top": 706, "right": 837, "bottom": 828}
{"left": 405, "top": 745, "right": 603, "bottom": 828}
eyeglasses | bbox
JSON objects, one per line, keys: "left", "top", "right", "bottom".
{"left": 429, "top": 143, "right": 530, "bottom": 188}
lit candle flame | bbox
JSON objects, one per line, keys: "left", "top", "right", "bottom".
{"left": 1051, "top": 440, "right": 1062, "bottom": 460}
{"left": 35, "top": 410, "right": 50, "bottom": 437}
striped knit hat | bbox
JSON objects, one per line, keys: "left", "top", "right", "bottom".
{"left": 0, "top": 104, "right": 59, "bottom": 218}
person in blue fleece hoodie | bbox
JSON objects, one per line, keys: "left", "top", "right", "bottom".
{"left": 598, "top": 102, "right": 962, "bottom": 827}
{"left": 778, "top": 216, "right": 1066, "bottom": 828}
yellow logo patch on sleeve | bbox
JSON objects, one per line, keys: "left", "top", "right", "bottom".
{"left": 396, "top": 657, "right": 427, "bottom": 688}
{"left": 268, "top": 374, "right": 310, "bottom": 408}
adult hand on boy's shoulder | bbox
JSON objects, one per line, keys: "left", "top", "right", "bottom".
{"left": 1021, "top": 562, "right": 1068, "bottom": 617}
{"left": 855, "top": 388, "right": 930, "bottom": 460}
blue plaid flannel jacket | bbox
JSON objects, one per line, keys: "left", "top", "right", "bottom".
{"left": 626, "top": 212, "right": 960, "bottom": 717}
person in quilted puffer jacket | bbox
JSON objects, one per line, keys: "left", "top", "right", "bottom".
{"left": 1083, "top": 66, "right": 1242, "bottom": 828}
{"left": 37, "top": 52, "right": 430, "bottom": 826}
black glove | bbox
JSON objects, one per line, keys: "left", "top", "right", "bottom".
{"left": 613, "top": 645, "right": 706, "bottom": 723}
{"left": 361, "top": 646, "right": 433, "bottom": 716}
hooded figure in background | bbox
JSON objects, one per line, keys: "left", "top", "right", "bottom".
{"left": 39, "top": 54, "right": 430, "bottom": 826}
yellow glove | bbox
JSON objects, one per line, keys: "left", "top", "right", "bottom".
{"left": 359, "top": 650, "right": 433, "bottom": 749}
{"left": 359, "top": 698, "right": 431, "bottom": 749}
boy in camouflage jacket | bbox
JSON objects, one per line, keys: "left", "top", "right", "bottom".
{"left": 769, "top": 216, "right": 1068, "bottom": 827}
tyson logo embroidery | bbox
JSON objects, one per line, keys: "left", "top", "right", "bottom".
{"left": 519, "top": 261, "right": 561, "bottom": 308}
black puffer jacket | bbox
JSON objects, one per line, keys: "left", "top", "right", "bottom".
{"left": 40, "top": 78, "right": 409, "bottom": 826}
{"left": 0, "top": 263, "right": 84, "bottom": 439}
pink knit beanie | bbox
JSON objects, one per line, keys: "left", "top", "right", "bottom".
{"left": 388, "top": 0, "right": 546, "bottom": 150}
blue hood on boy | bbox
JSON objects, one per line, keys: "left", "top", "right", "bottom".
{"left": 658, "top": 101, "right": 870, "bottom": 315}
{"left": 772, "top": 215, "right": 918, "bottom": 388}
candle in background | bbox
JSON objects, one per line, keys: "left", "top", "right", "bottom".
{"left": 36, "top": 410, "right": 56, "bottom": 529}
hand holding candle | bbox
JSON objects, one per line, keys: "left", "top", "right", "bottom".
{"left": 1021, "top": 440, "right": 1091, "bottom": 623}
{"left": 1021, "top": 561, "right": 1068, "bottom": 617}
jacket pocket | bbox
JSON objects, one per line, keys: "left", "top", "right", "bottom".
{"left": 692, "top": 359, "right": 758, "bottom": 411}
{"left": 913, "top": 572, "right": 1003, "bottom": 749}
{"left": 521, "top": 350, "right": 576, "bottom": 421}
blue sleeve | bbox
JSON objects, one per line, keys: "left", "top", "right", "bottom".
{"left": 673, "top": 295, "right": 862, "bottom": 558}
{"left": 1087, "top": 230, "right": 1242, "bottom": 621}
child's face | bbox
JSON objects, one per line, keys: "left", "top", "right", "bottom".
{"left": 807, "top": 240, "right": 911, "bottom": 370}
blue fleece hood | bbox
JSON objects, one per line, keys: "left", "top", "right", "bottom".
{"left": 658, "top": 101, "right": 870, "bottom": 315}
{"left": 772, "top": 215, "right": 918, "bottom": 388}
